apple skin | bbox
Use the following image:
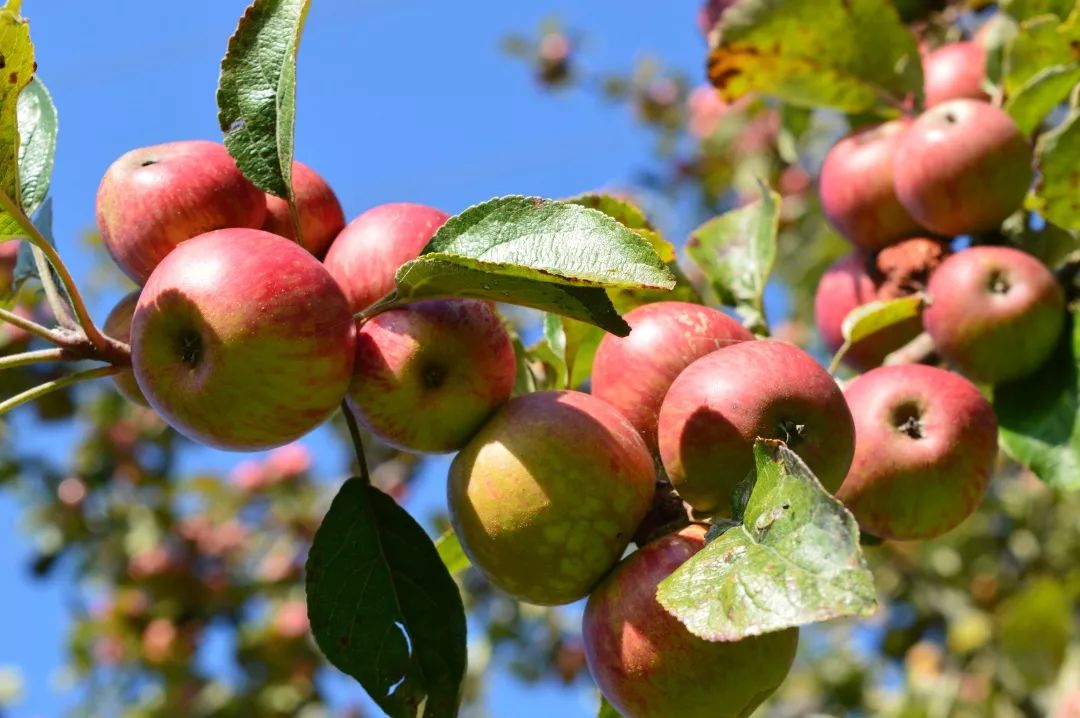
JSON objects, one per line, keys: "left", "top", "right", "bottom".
{"left": 323, "top": 203, "right": 450, "bottom": 313}
{"left": 103, "top": 291, "right": 148, "bottom": 406}
{"left": 835, "top": 364, "right": 998, "bottom": 540}
{"left": 0, "top": 240, "right": 19, "bottom": 295}
{"left": 96, "top": 141, "right": 266, "bottom": 285}
{"left": 131, "top": 228, "right": 356, "bottom": 451}
{"left": 924, "top": 246, "right": 1065, "bottom": 384}
{"left": 815, "top": 238, "right": 949, "bottom": 371}
{"left": 448, "top": 390, "right": 655, "bottom": 605}
{"left": 893, "top": 100, "right": 1033, "bottom": 237}
{"left": 819, "top": 119, "right": 924, "bottom": 250}
{"left": 591, "top": 301, "right": 753, "bottom": 453}
{"left": 923, "top": 42, "right": 988, "bottom": 108}
{"left": 347, "top": 299, "right": 516, "bottom": 453}
{"left": 583, "top": 524, "right": 799, "bottom": 718}
{"left": 261, "top": 160, "right": 345, "bottom": 258}
{"left": 658, "top": 340, "right": 855, "bottom": 514}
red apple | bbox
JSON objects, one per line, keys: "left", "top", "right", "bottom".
{"left": 323, "top": 203, "right": 450, "bottom": 313}
{"left": 819, "top": 119, "right": 924, "bottom": 250}
{"left": 893, "top": 100, "right": 1032, "bottom": 237}
{"left": 924, "top": 246, "right": 1065, "bottom": 384}
{"left": 448, "top": 390, "right": 655, "bottom": 605}
{"left": 347, "top": 299, "right": 516, "bottom": 453}
{"left": 584, "top": 524, "right": 799, "bottom": 718}
{"left": 96, "top": 140, "right": 266, "bottom": 284}
{"left": 658, "top": 340, "right": 855, "bottom": 514}
{"left": 923, "top": 42, "right": 988, "bottom": 108}
{"left": 131, "top": 228, "right": 355, "bottom": 451}
{"left": 103, "top": 291, "right": 147, "bottom": 406}
{"left": 261, "top": 160, "right": 345, "bottom": 258}
{"left": 591, "top": 301, "right": 753, "bottom": 453}
{"left": 0, "top": 240, "right": 19, "bottom": 295}
{"left": 835, "top": 364, "right": 998, "bottom": 540}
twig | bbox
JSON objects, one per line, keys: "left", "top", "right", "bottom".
{"left": 30, "top": 244, "right": 77, "bottom": 330}
{"left": 0, "top": 347, "right": 70, "bottom": 371}
{"left": 0, "top": 306, "right": 68, "bottom": 346}
{"left": 0, "top": 364, "right": 121, "bottom": 417}
{"left": 340, "top": 400, "right": 371, "bottom": 485}
{"left": 883, "top": 332, "right": 938, "bottom": 366}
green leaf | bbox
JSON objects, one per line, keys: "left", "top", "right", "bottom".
{"left": 829, "top": 294, "right": 925, "bottom": 373}
{"left": 1002, "top": 0, "right": 1077, "bottom": 21}
{"left": 510, "top": 332, "right": 539, "bottom": 396}
{"left": 1001, "top": 213, "right": 1080, "bottom": 268}
{"left": 540, "top": 313, "right": 570, "bottom": 388}
{"left": 0, "top": 3, "right": 34, "bottom": 238}
{"left": 16, "top": 77, "right": 56, "bottom": 218}
{"left": 706, "top": 0, "right": 921, "bottom": 114}
{"left": 1029, "top": 104, "right": 1080, "bottom": 231}
{"left": 597, "top": 695, "right": 621, "bottom": 718}
{"left": 9, "top": 197, "right": 61, "bottom": 303}
{"left": 422, "top": 196, "right": 675, "bottom": 290}
{"left": 995, "top": 312, "right": 1080, "bottom": 490}
{"left": 306, "top": 480, "right": 467, "bottom": 718}
{"left": 217, "top": 0, "right": 309, "bottom": 206}
{"left": 994, "top": 578, "right": 1074, "bottom": 688}
{"left": 685, "top": 184, "right": 779, "bottom": 333}
{"left": 1006, "top": 63, "right": 1080, "bottom": 136}
{"left": 656, "top": 441, "right": 878, "bottom": 642}
{"left": 564, "top": 192, "right": 652, "bottom": 230}
{"left": 434, "top": 530, "right": 470, "bottom": 576}
{"left": 540, "top": 313, "right": 606, "bottom": 389}
{"left": 1002, "top": 14, "right": 1080, "bottom": 99}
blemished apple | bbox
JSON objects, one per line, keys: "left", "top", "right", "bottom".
{"left": 922, "top": 42, "right": 988, "bottom": 108}
{"left": 658, "top": 339, "right": 855, "bottom": 514}
{"left": 261, "top": 160, "right": 345, "bottom": 258}
{"left": 104, "top": 291, "right": 148, "bottom": 406}
{"left": 893, "top": 99, "right": 1033, "bottom": 237}
{"left": 448, "top": 390, "right": 655, "bottom": 605}
{"left": 347, "top": 299, "right": 516, "bottom": 453}
{"left": 131, "top": 228, "right": 355, "bottom": 451}
{"left": 591, "top": 301, "right": 753, "bottom": 453}
{"left": 815, "top": 238, "right": 949, "bottom": 370}
{"left": 96, "top": 140, "right": 266, "bottom": 284}
{"left": 323, "top": 202, "right": 450, "bottom": 313}
{"left": 835, "top": 364, "right": 998, "bottom": 540}
{"left": 584, "top": 524, "right": 799, "bottom": 718}
{"left": 924, "top": 246, "right": 1065, "bottom": 384}
{"left": 818, "top": 119, "right": 924, "bottom": 250}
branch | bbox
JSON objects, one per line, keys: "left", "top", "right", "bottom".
{"left": 0, "top": 364, "right": 121, "bottom": 417}
{"left": 0, "top": 306, "right": 68, "bottom": 346}
{"left": 340, "top": 400, "right": 371, "bottom": 485}
{"left": 0, "top": 347, "right": 71, "bottom": 371}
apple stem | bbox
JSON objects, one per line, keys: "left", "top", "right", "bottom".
{"left": 0, "top": 306, "right": 69, "bottom": 346}
{"left": 340, "top": 400, "right": 371, "bottom": 485}
{"left": 0, "top": 347, "right": 72, "bottom": 371}
{"left": 0, "top": 364, "right": 121, "bottom": 417}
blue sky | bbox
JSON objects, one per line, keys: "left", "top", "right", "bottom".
{"left": 0, "top": 1, "right": 710, "bottom": 716}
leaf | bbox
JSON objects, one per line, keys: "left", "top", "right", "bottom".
{"left": 1002, "top": 14, "right": 1080, "bottom": 99}
{"left": 706, "top": 0, "right": 921, "bottom": 114}
{"left": 540, "top": 313, "right": 606, "bottom": 389}
{"left": 509, "top": 332, "right": 539, "bottom": 396}
{"left": 0, "top": 3, "right": 34, "bottom": 237}
{"left": 434, "top": 530, "right": 470, "bottom": 576}
{"left": 829, "top": 294, "right": 925, "bottom": 373}
{"left": 217, "top": 0, "right": 309, "bottom": 205}
{"left": 9, "top": 197, "right": 61, "bottom": 302}
{"left": 1000, "top": 213, "right": 1080, "bottom": 268}
{"left": 597, "top": 696, "right": 621, "bottom": 718}
{"left": 685, "top": 183, "right": 779, "bottom": 333}
{"left": 306, "top": 480, "right": 467, "bottom": 718}
{"left": 1029, "top": 104, "right": 1080, "bottom": 231}
{"left": 994, "top": 312, "right": 1080, "bottom": 490}
{"left": 15, "top": 77, "right": 56, "bottom": 219}
{"left": 1005, "top": 63, "right": 1080, "bottom": 136}
{"left": 1002, "top": 0, "right": 1077, "bottom": 21}
{"left": 656, "top": 440, "right": 878, "bottom": 642}
{"left": 564, "top": 192, "right": 652, "bottom": 230}
{"left": 422, "top": 196, "right": 675, "bottom": 290}
{"left": 540, "top": 313, "right": 569, "bottom": 388}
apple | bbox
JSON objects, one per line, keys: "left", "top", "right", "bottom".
{"left": 448, "top": 390, "right": 655, "bottom": 605}
{"left": 347, "top": 299, "right": 516, "bottom": 453}
{"left": 893, "top": 99, "right": 1033, "bottom": 237}
{"left": 261, "top": 160, "right": 345, "bottom": 258}
{"left": 922, "top": 42, "right": 988, "bottom": 108}
{"left": 131, "top": 228, "right": 355, "bottom": 451}
{"left": 658, "top": 339, "right": 855, "bottom": 514}
{"left": 835, "top": 364, "right": 998, "bottom": 540}
{"left": 924, "top": 246, "right": 1065, "bottom": 384}
{"left": 818, "top": 119, "right": 924, "bottom": 250}
{"left": 584, "top": 524, "right": 799, "bottom": 718}
{"left": 323, "top": 203, "right": 450, "bottom": 313}
{"left": 591, "top": 301, "right": 753, "bottom": 453}
{"left": 0, "top": 240, "right": 19, "bottom": 295}
{"left": 815, "top": 238, "right": 949, "bottom": 370}
{"left": 103, "top": 291, "right": 148, "bottom": 406}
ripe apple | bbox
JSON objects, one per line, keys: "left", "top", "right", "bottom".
{"left": 347, "top": 299, "right": 516, "bottom": 453}
{"left": 96, "top": 140, "right": 266, "bottom": 284}
{"left": 819, "top": 119, "right": 924, "bottom": 250}
{"left": 261, "top": 160, "right": 345, "bottom": 258}
{"left": 924, "top": 246, "right": 1065, "bottom": 384}
{"left": 591, "top": 301, "right": 753, "bottom": 453}
{"left": 922, "top": 42, "right": 988, "bottom": 108}
{"left": 323, "top": 203, "right": 450, "bottom": 313}
{"left": 103, "top": 291, "right": 148, "bottom": 406}
{"left": 448, "top": 390, "right": 655, "bottom": 605}
{"left": 0, "top": 240, "right": 19, "bottom": 295}
{"left": 893, "top": 100, "right": 1033, "bottom": 237}
{"left": 835, "top": 364, "right": 998, "bottom": 540}
{"left": 131, "top": 228, "right": 355, "bottom": 451}
{"left": 815, "top": 238, "right": 949, "bottom": 370}
{"left": 658, "top": 340, "right": 855, "bottom": 514}
{"left": 584, "top": 524, "right": 799, "bottom": 718}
